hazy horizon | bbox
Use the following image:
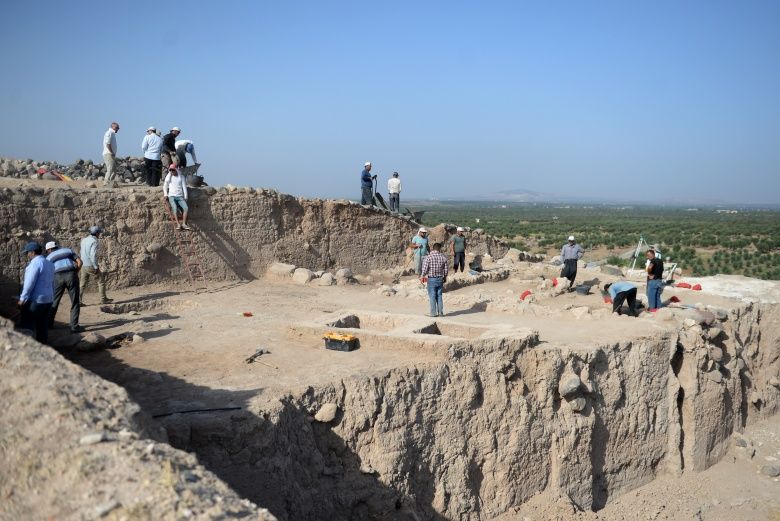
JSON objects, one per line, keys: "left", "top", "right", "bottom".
{"left": 1, "top": 2, "right": 778, "bottom": 205}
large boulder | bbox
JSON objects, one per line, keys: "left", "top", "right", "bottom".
{"left": 292, "top": 268, "right": 315, "bottom": 284}
{"left": 267, "top": 262, "right": 296, "bottom": 279}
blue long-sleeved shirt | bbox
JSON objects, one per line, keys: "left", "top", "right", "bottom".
{"left": 142, "top": 133, "right": 163, "bottom": 160}
{"left": 361, "top": 168, "right": 373, "bottom": 188}
{"left": 80, "top": 235, "right": 100, "bottom": 268}
{"left": 608, "top": 281, "right": 636, "bottom": 299}
{"left": 20, "top": 255, "right": 55, "bottom": 304}
{"left": 47, "top": 248, "right": 80, "bottom": 272}
{"left": 561, "top": 243, "right": 584, "bottom": 261}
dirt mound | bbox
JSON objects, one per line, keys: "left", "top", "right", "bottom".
{"left": 0, "top": 322, "right": 277, "bottom": 521}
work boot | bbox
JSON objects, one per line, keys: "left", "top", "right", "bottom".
{"left": 70, "top": 325, "right": 84, "bottom": 333}
{"left": 182, "top": 224, "right": 192, "bottom": 230}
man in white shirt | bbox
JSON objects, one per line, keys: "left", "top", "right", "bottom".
{"left": 141, "top": 126, "right": 163, "bottom": 186}
{"left": 175, "top": 139, "right": 198, "bottom": 168}
{"left": 102, "top": 122, "right": 119, "bottom": 185}
{"left": 163, "top": 164, "right": 191, "bottom": 230}
{"left": 387, "top": 172, "right": 401, "bottom": 212}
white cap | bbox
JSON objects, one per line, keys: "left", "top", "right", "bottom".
{"left": 171, "top": 127, "right": 181, "bottom": 132}
{"left": 45, "top": 241, "right": 56, "bottom": 250}
{"left": 568, "top": 235, "right": 575, "bottom": 241}
{"left": 457, "top": 227, "right": 464, "bottom": 232}
{"left": 364, "top": 162, "right": 371, "bottom": 167}
{"left": 147, "top": 126, "right": 156, "bottom": 132}
{"left": 419, "top": 227, "right": 428, "bottom": 233}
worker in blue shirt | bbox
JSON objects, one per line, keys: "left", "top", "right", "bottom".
{"left": 603, "top": 281, "right": 639, "bottom": 317}
{"left": 46, "top": 240, "right": 83, "bottom": 333}
{"left": 18, "top": 241, "right": 56, "bottom": 343}
{"left": 361, "top": 161, "right": 375, "bottom": 205}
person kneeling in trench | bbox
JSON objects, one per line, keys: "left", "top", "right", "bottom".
{"left": 163, "top": 164, "right": 191, "bottom": 230}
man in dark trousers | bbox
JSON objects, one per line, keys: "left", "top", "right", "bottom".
{"left": 450, "top": 227, "right": 467, "bottom": 272}
{"left": 361, "top": 161, "right": 375, "bottom": 205}
{"left": 18, "top": 241, "right": 55, "bottom": 343}
{"left": 162, "top": 126, "right": 181, "bottom": 171}
{"left": 560, "top": 235, "right": 584, "bottom": 289}
{"left": 603, "top": 282, "right": 638, "bottom": 317}
{"left": 646, "top": 249, "right": 665, "bottom": 311}
{"left": 46, "top": 240, "right": 83, "bottom": 333}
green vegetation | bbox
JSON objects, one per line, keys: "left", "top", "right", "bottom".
{"left": 416, "top": 202, "right": 780, "bottom": 280}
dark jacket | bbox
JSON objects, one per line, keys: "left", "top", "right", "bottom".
{"left": 163, "top": 133, "right": 177, "bottom": 153}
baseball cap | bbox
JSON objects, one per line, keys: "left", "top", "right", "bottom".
{"left": 568, "top": 235, "right": 575, "bottom": 241}
{"left": 171, "top": 126, "right": 181, "bottom": 132}
{"left": 45, "top": 241, "right": 57, "bottom": 250}
{"left": 364, "top": 162, "right": 371, "bottom": 167}
{"left": 147, "top": 126, "right": 156, "bottom": 132}
{"left": 89, "top": 226, "right": 103, "bottom": 235}
{"left": 21, "top": 241, "right": 41, "bottom": 254}
{"left": 457, "top": 227, "right": 464, "bottom": 232}
{"left": 419, "top": 227, "right": 428, "bottom": 233}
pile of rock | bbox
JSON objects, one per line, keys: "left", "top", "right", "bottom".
{"left": 0, "top": 156, "right": 149, "bottom": 183}
{"left": 266, "top": 263, "right": 357, "bottom": 286}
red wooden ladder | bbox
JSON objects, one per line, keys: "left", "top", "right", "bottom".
{"left": 164, "top": 200, "right": 208, "bottom": 292}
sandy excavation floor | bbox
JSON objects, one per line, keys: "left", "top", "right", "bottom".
{"left": 52, "top": 266, "right": 779, "bottom": 520}
{"left": 62, "top": 272, "right": 673, "bottom": 411}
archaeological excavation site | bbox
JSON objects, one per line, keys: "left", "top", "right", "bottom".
{"left": 1, "top": 176, "right": 779, "bottom": 521}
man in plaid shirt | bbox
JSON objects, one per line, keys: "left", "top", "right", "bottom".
{"left": 421, "top": 242, "right": 448, "bottom": 316}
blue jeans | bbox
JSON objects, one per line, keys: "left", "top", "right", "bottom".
{"left": 169, "top": 195, "right": 188, "bottom": 212}
{"left": 647, "top": 279, "right": 663, "bottom": 310}
{"left": 427, "top": 276, "right": 444, "bottom": 316}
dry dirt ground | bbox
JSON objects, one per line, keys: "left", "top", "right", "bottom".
{"left": 49, "top": 261, "right": 779, "bottom": 520}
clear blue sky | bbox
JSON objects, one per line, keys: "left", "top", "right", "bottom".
{"left": 1, "top": 1, "right": 778, "bottom": 203}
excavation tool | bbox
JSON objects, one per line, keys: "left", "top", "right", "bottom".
{"left": 372, "top": 176, "right": 388, "bottom": 210}
{"left": 163, "top": 200, "right": 208, "bottom": 292}
{"left": 245, "top": 348, "right": 278, "bottom": 369}
{"left": 626, "top": 235, "right": 678, "bottom": 282}
{"left": 392, "top": 248, "right": 416, "bottom": 284}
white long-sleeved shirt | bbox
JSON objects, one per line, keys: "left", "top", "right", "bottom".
{"left": 175, "top": 139, "right": 198, "bottom": 163}
{"left": 388, "top": 177, "right": 401, "bottom": 194}
{"left": 163, "top": 172, "right": 188, "bottom": 199}
{"left": 103, "top": 128, "right": 117, "bottom": 155}
{"left": 141, "top": 133, "right": 163, "bottom": 160}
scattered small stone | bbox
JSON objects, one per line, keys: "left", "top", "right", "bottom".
{"left": 567, "top": 397, "right": 587, "bottom": 412}
{"left": 708, "top": 346, "right": 724, "bottom": 363}
{"left": 359, "top": 463, "right": 378, "bottom": 475}
{"left": 94, "top": 500, "right": 121, "bottom": 517}
{"left": 314, "top": 403, "right": 339, "bottom": 423}
{"left": 79, "top": 432, "right": 106, "bottom": 445}
{"left": 181, "top": 470, "right": 200, "bottom": 482}
{"left": 132, "top": 334, "right": 145, "bottom": 344}
{"left": 706, "top": 370, "right": 723, "bottom": 383}
{"left": 749, "top": 392, "right": 762, "bottom": 405}
{"left": 558, "top": 376, "right": 581, "bottom": 398}
{"left": 760, "top": 464, "right": 780, "bottom": 478}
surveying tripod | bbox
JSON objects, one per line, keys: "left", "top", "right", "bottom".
{"left": 627, "top": 236, "right": 677, "bottom": 282}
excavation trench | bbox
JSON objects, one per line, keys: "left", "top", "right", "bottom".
{"left": 98, "top": 301, "right": 775, "bottom": 521}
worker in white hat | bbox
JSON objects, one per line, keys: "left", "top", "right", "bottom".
{"left": 560, "top": 235, "right": 584, "bottom": 289}
{"left": 142, "top": 126, "right": 164, "bottom": 186}
{"left": 360, "top": 161, "right": 376, "bottom": 205}
{"left": 162, "top": 126, "right": 182, "bottom": 171}
{"left": 45, "top": 240, "right": 84, "bottom": 333}
{"left": 409, "top": 227, "right": 430, "bottom": 275}
{"left": 450, "top": 226, "right": 468, "bottom": 273}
